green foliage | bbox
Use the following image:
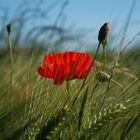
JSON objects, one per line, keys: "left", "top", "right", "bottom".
{"left": 0, "top": 46, "right": 139, "bottom": 140}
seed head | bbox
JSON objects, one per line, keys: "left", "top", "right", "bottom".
{"left": 98, "top": 22, "right": 110, "bottom": 45}
{"left": 7, "top": 23, "right": 12, "bottom": 33}
{"left": 95, "top": 71, "right": 111, "bottom": 82}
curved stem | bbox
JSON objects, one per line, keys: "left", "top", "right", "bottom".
{"left": 111, "top": 79, "right": 125, "bottom": 102}
{"left": 80, "top": 42, "right": 101, "bottom": 90}
{"left": 94, "top": 42, "right": 101, "bottom": 60}
{"left": 124, "top": 78, "right": 138, "bottom": 92}
{"left": 102, "top": 45, "right": 106, "bottom": 71}
{"left": 111, "top": 79, "right": 124, "bottom": 91}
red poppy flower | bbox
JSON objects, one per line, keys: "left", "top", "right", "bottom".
{"left": 38, "top": 52, "right": 96, "bottom": 85}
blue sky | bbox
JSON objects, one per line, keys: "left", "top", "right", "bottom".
{"left": 0, "top": 0, "right": 140, "bottom": 40}
{"left": 66, "top": 0, "right": 140, "bottom": 29}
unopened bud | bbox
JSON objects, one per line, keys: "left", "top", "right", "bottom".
{"left": 95, "top": 71, "right": 111, "bottom": 82}
{"left": 7, "top": 23, "right": 12, "bottom": 33}
{"left": 98, "top": 22, "right": 110, "bottom": 45}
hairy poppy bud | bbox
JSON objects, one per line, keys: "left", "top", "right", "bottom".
{"left": 7, "top": 23, "right": 12, "bottom": 33}
{"left": 98, "top": 23, "right": 110, "bottom": 45}
{"left": 95, "top": 71, "right": 111, "bottom": 82}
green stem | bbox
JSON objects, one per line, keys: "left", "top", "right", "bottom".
{"left": 102, "top": 45, "right": 106, "bottom": 71}
{"left": 80, "top": 42, "right": 101, "bottom": 90}
{"left": 94, "top": 42, "right": 101, "bottom": 60}
{"left": 8, "top": 32, "right": 14, "bottom": 69}
{"left": 70, "top": 43, "right": 101, "bottom": 108}
{"left": 7, "top": 29, "right": 14, "bottom": 112}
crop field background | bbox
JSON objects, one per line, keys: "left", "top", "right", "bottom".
{"left": 0, "top": 0, "right": 140, "bottom": 140}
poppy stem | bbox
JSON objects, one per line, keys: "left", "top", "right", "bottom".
{"left": 7, "top": 24, "right": 14, "bottom": 112}
{"left": 7, "top": 24, "right": 14, "bottom": 69}
{"left": 102, "top": 44, "right": 106, "bottom": 71}
{"left": 8, "top": 31, "right": 14, "bottom": 70}
{"left": 94, "top": 42, "right": 101, "bottom": 60}
{"left": 80, "top": 42, "right": 101, "bottom": 90}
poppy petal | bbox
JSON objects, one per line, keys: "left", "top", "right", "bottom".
{"left": 53, "top": 64, "right": 66, "bottom": 85}
{"left": 38, "top": 65, "right": 54, "bottom": 78}
{"left": 37, "top": 51, "right": 96, "bottom": 85}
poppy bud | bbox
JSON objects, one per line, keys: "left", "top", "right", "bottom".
{"left": 98, "top": 23, "right": 110, "bottom": 45}
{"left": 95, "top": 71, "right": 111, "bottom": 82}
{"left": 7, "top": 23, "right": 12, "bottom": 33}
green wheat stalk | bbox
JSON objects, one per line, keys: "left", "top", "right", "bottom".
{"left": 78, "top": 103, "right": 127, "bottom": 139}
